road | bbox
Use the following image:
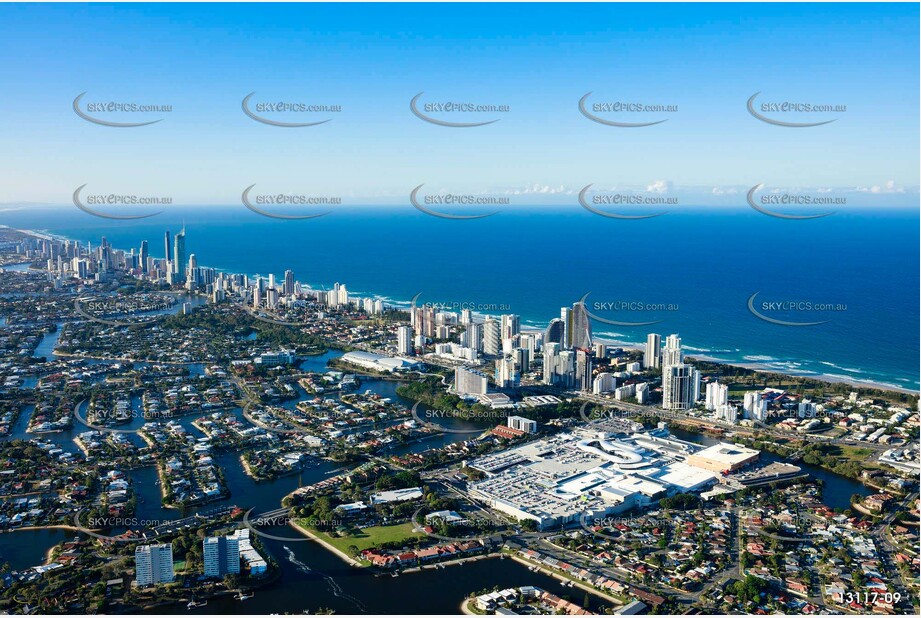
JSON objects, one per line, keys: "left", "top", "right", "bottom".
{"left": 571, "top": 391, "right": 894, "bottom": 452}
{"left": 869, "top": 492, "right": 918, "bottom": 611}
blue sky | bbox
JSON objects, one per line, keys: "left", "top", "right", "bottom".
{"left": 0, "top": 2, "right": 918, "bottom": 207}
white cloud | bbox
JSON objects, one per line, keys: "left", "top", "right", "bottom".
{"left": 645, "top": 180, "right": 671, "bottom": 193}
{"left": 505, "top": 183, "right": 569, "bottom": 195}
{"left": 857, "top": 180, "right": 905, "bottom": 194}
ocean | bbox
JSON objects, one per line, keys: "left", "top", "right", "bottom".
{"left": 1, "top": 204, "right": 918, "bottom": 391}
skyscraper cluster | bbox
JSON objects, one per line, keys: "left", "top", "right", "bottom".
{"left": 642, "top": 333, "right": 700, "bottom": 411}
{"left": 540, "top": 301, "right": 598, "bottom": 391}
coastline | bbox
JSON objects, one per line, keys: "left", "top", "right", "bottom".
{"left": 588, "top": 337, "right": 916, "bottom": 396}
{"left": 8, "top": 226, "right": 917, "bottom": 395}
{"left": 688, "top": 353, "right": 917, "bottom": 395}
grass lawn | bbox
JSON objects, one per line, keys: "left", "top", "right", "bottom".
{"left": 303, "top": 521, "right": 425, "bottom": 555}
{"left": 837, "top": 444, "right": 873, "bottom": 458}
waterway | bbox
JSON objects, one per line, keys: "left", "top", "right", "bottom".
{"left": 667, "top": 427, "right": 871, "bottom": 510}
{"left": 177, "top": 550, "right": 606, "bottom": 615}
{"left": 2, "top": 374, "right": 606, "bottom": 615}
{"left": 1, "top": 338, "right": 871, "bottom": 612}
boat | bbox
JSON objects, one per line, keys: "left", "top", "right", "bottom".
{"left": 187, "top": 600, "right": 207, "bottom": 609}
{"left": 235, "top": 592, "right": 254, "bottom": 601}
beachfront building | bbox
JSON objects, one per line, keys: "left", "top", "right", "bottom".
{"left": 644, "top": 333, "right": 662, "bottom": 369}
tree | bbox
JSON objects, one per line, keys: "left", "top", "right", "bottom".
{"left": 731, "top": 574, "right": 767, "bottom": 605}
{"left": 223, "top": 573, "right": 240, "bottom": 590}
{"left": 519, "top": 519, "right": 538, "bottom": 532}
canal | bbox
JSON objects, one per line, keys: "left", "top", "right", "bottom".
{"left": 667, "top": 426, "right": 871, "bottom": 510}
{"left": 1, "top": 331, "right": 873, "bottom": 613}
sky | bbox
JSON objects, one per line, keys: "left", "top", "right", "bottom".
{"left": 0, "top": 2, "right": 918, "bottom": 207}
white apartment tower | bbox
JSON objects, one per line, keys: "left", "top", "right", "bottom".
{"left": 644, "top": 333, "right": 661, "bottom": 369}
{"left": 743, "top": 391, "right": 768, "bottom": 421}
{"left": 482, "top": 318, "right": 500, "bottom": 356}
{"left": 396, "top": 325, "right": 413, "bottom": 356}
{"left": 705, "top": 381, "right": 729, "bottom": 411}
{"left": 135, "top": 544, "right": 174, "bottom": 586}
{"left": 507, "top": 415, "right": 537, "bottom": 433}
{"left": 455, "top": 367, "right": 489, "bottom": 396}
{"left": 662, "top": 334, "right": 683, "bottom": 368}
{"left": 662, "top": 363, "right": 700, "bottom": 410}
{"left": 203, "top": 535, "right": 240, "bottom": 578}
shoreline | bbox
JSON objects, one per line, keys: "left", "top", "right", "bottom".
{"left": 587, "top": 337, "right": 916, "bottom": 395}
{"left": 288, "top": 520, "right": 364, "bottom": 567}
{"left": 688, "top": 353, "right": 917, "bottom": 395}
{"left": 7, "top": 226, "right": 917, "bottom": 396}
{"left": 508, "top": 554, "right": 625, "bottom": 608}
{"left": 52, "top": 349, "right": 208, "bottom": 367}
{"left": 1, "top": 524, "right": 84, "bottom": 535}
